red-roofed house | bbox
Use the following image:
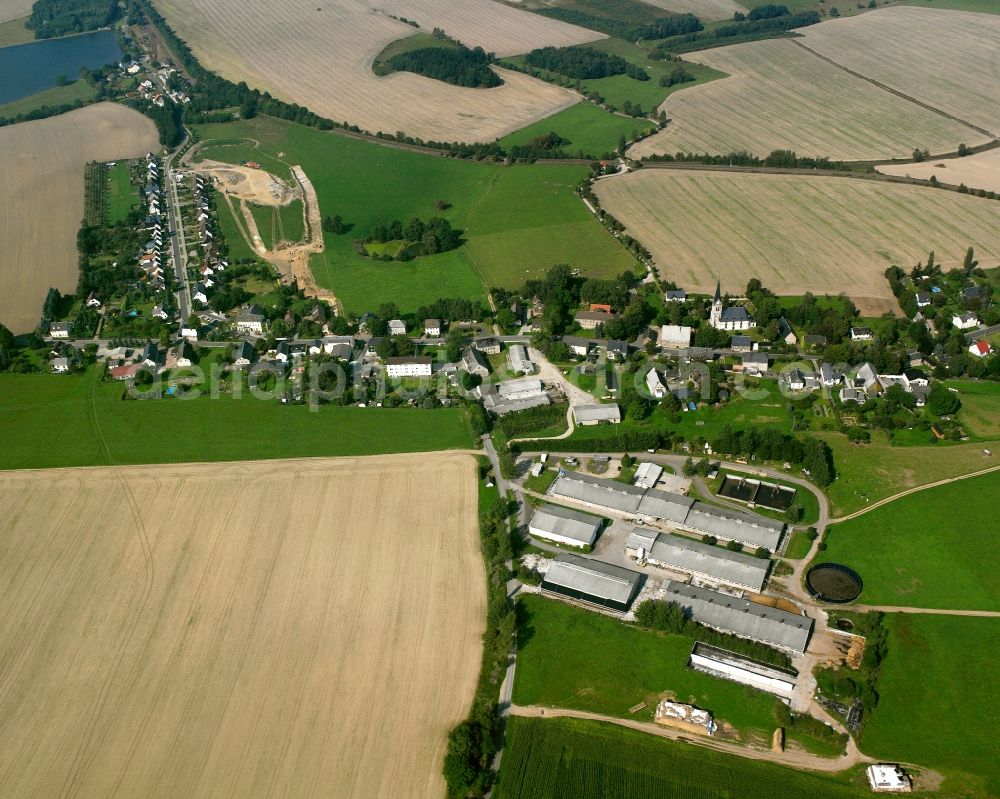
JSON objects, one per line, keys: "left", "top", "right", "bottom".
{"left": 589, "top": 303, "right": 613, "bottom": 313}
{"left": 109, "top": 363, "right": 143, "bottom": 381}
{"left": 968, "top": 339, "right": 992, "bottom": 358}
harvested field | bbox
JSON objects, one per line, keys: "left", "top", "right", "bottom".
{"left": 593, "top": 169, "right": 1000, "bottom": 312}
{"left": 0, "top": 0, "right": 32, "bottom": 24}
{"left": 877, "top": 147, "right": 1000, "bottom": 194}
{"left": 0, "top": 453, "right": 485, "bottom": 799}
{"left": 629, "top": 37, "right": 988, "bottom": 161}
{"left": 799, "top": 7, "right": 1000, "bottom": 138}
{"left": 152, "top": 0, "right": 600, "bottom": 142}
{"left": 0, "top": 103, "right": 158, "bottom": 333}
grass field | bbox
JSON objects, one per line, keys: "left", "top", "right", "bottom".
{"left": 593, "top": 169, "right": 1000, "bottom": 315}
{"left": 494, "top": 717, "right": 870, "bottom": 799}
{"left": 863, "top": 614, "right": 1000, "bottom": 798}
{"left": 818, "top": 430, "right": 998, "bottom": 516}
{"left": 513, "top": 594, "right": 785, "bottom": 736}
{"left": 212, "top": 190, "right": 260, "bottom": 262}
{"left": 0, "top": 79, "right": 96, "bottom": 119}
{"left": 817, "top": 470, "right": 1000, "bottom": 610}
{"left": 192, "top": 116, "right": 637, "bottom": 313}
{"left": 800, "top": 7, "right": 1000, "bottom": 139}
{"left": 0, "top": 103, "right": 158, "bottom": 334}
{"left": 0, "top": 453, "right": 485, "bottom": 798}
{"left": 629, "top": 34, "right": 987, "bottom": 161}
{"left": 499, "top": 101, "right": 653, "bottom": 159}
{"left": 107, "top": 160, "right": 139, "bottom": 223}
{"left": 946, "top": 379, "right": 1000, "bottom": 438}
{"left": 154, "top": 0, "right": 599, "bottom": 142}
{"left": 0, "top": 369, "right": 476, "bottom": 470}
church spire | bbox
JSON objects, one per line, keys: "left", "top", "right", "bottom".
{"left": 714, "top": 279, "right": 722, "bottom": 304}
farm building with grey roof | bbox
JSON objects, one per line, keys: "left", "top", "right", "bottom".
{"left": 529, "top": 504, "right": 603, "bottom": 548}
{"left": 550, "top": 472, "right": 784, "bottom": 551}
{"left": 541, "top": 554, "right": 643, "bottom": 613}
{"left": 629, "top": 531, "right": 769, "bottom": 592}
{"left": 663, "top": 581, "right": 813, "bottom": 653}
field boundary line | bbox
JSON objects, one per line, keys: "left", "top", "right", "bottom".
{"left": 853, "top": 605, "right": 1000, "bottom": 617}
{"left": 829, "top": 463, "right": 1000, "bottom": 523}
{"left": 789, "top": 39, "right": 997, "bottom": 139}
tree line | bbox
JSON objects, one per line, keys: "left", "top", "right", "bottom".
{"left": 524, "top": 46, "right": 648, "bottom": 81}
{"left": 388, "top": 45, "right": 501, "bottom": 89}
{"left": 655, "top": 9, "right": 821, "bottom": 53}
{"left": 361, "top": 216, "right": 462, "bottom": 257}
{"left": 640, "top": 148, "right": 846, "bottom": 170}
{"left": 28, "top": 0, "right": 120, "bottom": 38}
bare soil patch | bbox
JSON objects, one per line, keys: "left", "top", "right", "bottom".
{"left": 0, "top": 103, "right": 159, "bottom": 333}
{"left": 593, "top": 168, "right": 1000, "bottom": 307}
{"left": 0, "top": 453, "right": 485, "bottom": 799}
{"left": 152, "top": 0, "right": 599, "bottom": 142}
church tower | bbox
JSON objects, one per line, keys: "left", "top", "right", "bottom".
{"left": 710, "top": 280, "right": 723, "bottom": 328}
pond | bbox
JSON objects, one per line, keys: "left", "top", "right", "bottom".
{"left": 0, "top": 29, "right": 122, "bottom": 105}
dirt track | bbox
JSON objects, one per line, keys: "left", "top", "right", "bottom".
{"left": 0, "top": 454, "right": 484, "bottom": 799}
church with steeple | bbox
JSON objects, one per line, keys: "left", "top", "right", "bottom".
{"left": 709, "top": 281, "right": 755, "bottom": 331}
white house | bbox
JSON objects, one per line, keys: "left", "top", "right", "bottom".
{"left": 50, "top": 322, "right": 72, "bottom": 339}
{"left": 388, "top": 319, "right": 407, "bottom": 336}
{"left": 235, "top": 310, "right": 265, "bottom": 336}
{"left": 386, "top": 356, "right": 432, "bottom": 378}
{"left": 563, "top": 336, "right": 593, "bottom": 357}
{"left": 181, "top": 326, "right": 199, "bottom": 340}
{"left": 952, "top": 311, "right": 980, "bottom": 330}
{"left": 850, "top": 326, "right": 874, "bottom": 342}
{"left": 423, "top": 318, "right": 441, "bottom": 337}
{"left": 915, "top": 291, "right": 931, "bottom": 308}
{"left": 152, "top": 304, "right": 169, "bottom": 321}
{"left": 658, "top": 324, "right": 692, "bottom": 349}
{"left": 664, "top": 289, "right": 687, "bottom": 303}
{"left": 50, "top": 357, "right": 70, "bottom": 373}
{"left": 777, "top": 317, "right": 796, "bottom": 346}
{"left": 191, "top": 283, "right": 209, "bottom": 304}
{"left": 969, "top": 339, "right": 992, "bottom": 358}
{"left": 866, "top": 764, "right": 911, "bottom": 793}
{"left": 233, "top": 341, "right": 255, "bottom": 368}
{"left": 710, "top": 282, "right": 755, "bottom": 331}
{"left": 645, "top": 368, "right": 667, "bottom": 399}
{"left": 742, "top": 352, "right": 769, "bottom": 376}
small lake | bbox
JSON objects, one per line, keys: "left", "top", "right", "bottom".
{"left": 0, "top": 29, "right": 123, "bottom": 105}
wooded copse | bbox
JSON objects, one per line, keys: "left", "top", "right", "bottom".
{"left": 360, "top": 217, "right": 462, "bottom": 260}
{"left": 28, "top": 0, "right": 120, "bottom": 38}
{"left": 387, "top": 45, "right": 501, "bottom": 89}
{"left": 524, "top": 46, "right": 648, "bottom": 81}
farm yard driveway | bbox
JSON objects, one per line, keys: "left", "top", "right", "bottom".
{"left": 593, "top": 168, "right": 1000, "bottom": 313}
{"left": 0, "top": 453, "right": 485, "bottom": 799}
{"left": 630, "top": 10, "right": 995, "bottom": 161}
{"left": 877, "top": 147, "right": 1000, "bottom": 194}
{"left": 152, "top": 0, "right": 599, "bottom": 142}
{"left": 0, "top": 103, "right": 159, "bottom": 334}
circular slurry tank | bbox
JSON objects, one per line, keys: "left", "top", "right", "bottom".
{"left": 806, "top": 563, "right": 863, "bottom": 603}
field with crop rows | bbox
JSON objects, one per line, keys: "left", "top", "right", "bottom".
{"left": 639, "top": 0, "right": 747, "bottom": 20}
{"left": 0, "top": 0, "right": 32, "bottom": 24}
{"left": 630, "top": 31, "right": 989, "bottom": 160}
{"left": 878, "top": 146, "right": 1000, "bottom": 194}
{"left": 0, "top": 454, "right": 485, "bottom": 799}
{"left": 153, "top": 0, "right": 601, "bottom": 142}
{"left": 0, "top": 103, "right": 158, "bottom": 333}
{"left": 799, "top": 7, "right": 1000, "bottom": 139}
{"left": 494, "top": 717, "right": 869, "bottom": 799}
{"left": 593, "top": 169, "right": 1000, "bottom": 314}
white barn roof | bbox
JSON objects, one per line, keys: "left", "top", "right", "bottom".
{"left": 529, "top": 504, "right": 603, "bottom": 547}
{"left": 573, "top": 404, "right": 621, "bottom": 423}
{"left": 633, "top": 462, "right": 663, "bottom": 489}
{"left": 685, "top": 501, "right": 783, "bottom": 550}
{"left": 646, "top": 533, "right": 768, "bottom": 591}
{"left": 663, "top": 581, "right": 813, "bottom": 653}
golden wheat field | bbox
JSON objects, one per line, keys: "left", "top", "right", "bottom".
{"left": 799, "top": 7, "right": 1000, "bottom": 139}
{"left": 0, "top": 0, "right": 32, "bottom": 24}
{"left": 877, "top": 147, "right": 1000, "bottom": 195}
{"left": 629, "top": 35, "right": 988, "bottom": 161}
{"left": 0, "top": 453, "right": 485, "bottom": 799}
{"left": 594, "top": 169, "right": 1000, "bottom": 313}
{"left": 152, "top": 0, "right": 599, "bottom": 142}
{"left": 0, "top": 103, "right": 159, "bottom": 334}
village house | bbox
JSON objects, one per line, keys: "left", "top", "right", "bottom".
{"left": 423, "top": 318, "right": 441, "bottom": 337}
{"left": 777, "top": 317, "right": 796, "bottom": 346}
{"left": 730, "top": 335, "right": 753, "bottom": 353}
{"left": 461, "top": 346, "right": 491, "bottom": 378}
{"left": 563, "top": 336, "right": 594, "bottom": 358}
{"left": 952, "top": 311, "right": 980, "bottom": 330}
{"left": 49, "top": 322, "right": 72, "bottom": 339}
{"left": 850, "top": 326, "right": 874, "bottom": 342}
{"left": 741, "top": 352, "right": 769, "bottom": 376}
{"left": 232, "top": 341, "right": 255, "bottom": 368}
{"left": 474, "top": 336, "right": 501, "bottom": 355}
{"left": 388, "top": 319, "right": 407, "bottom": 336}
{"left": 575, "top": 309, "right": 617, "bottom": 330}
{"left": 664, "top": 288, "right": 687, "bottom": 303}
{"left": 50, "top": 357, "right": 70, "bottom": 373}
{"left": 915, "top": 291, "right": 931, "bottom": 308}
{"left": 969, "top": 339, "right": 992, "bottom": 358}
{"left": 645, "top": 368, "right": 668, "bottom": 399}
{"left": 235, "top": 307, "right": 266, "bottom": 336}
{"left": 658, "top": 325, "right": 692, "bottom": 350}
{"left": 606, "top": 340, "right": 629, "bottom": 361}
{"left": 386, "top": 356, "right": 433, "bottom": 378}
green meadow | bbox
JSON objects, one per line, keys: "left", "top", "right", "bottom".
{"left": 816, "top": 470, "right": 1000, "bottom": 611}
{"left": 191, "top": 116, "right": 637, "bottom": 314}
{"left": 0, "top": 370, "right": 475, "bottom": 470}
{"left": 499, "top": 101, "right": 654, "bottom": 158}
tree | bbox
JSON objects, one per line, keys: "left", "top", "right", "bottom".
{"left": 927, "top": 385, "right": 961, "bottom": 416}
{"left": 802, "top": 437, "right": 834, "bottom": 486}
{"left": 725, "top": 539, "right": 743, "bottom": 552}
{"left": 682, "top": 457, "right": 695, "bottom": 477}
{"left": 963, "top": 246, "right": 978, "bottom": 275}
{"left": 0, "top": 322, "right": 15, "bottom": 371}
{"left": 702, "top": 534, "right": 717, "bottom": 545}
{"left": 442, "top": 720, "right": 484, "bottom": 795}
{"left": 42, "top": 287, "right": 61, "bottom": 322}
{"left": 621, "top": 453, "right": 635, "bottom": 468}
